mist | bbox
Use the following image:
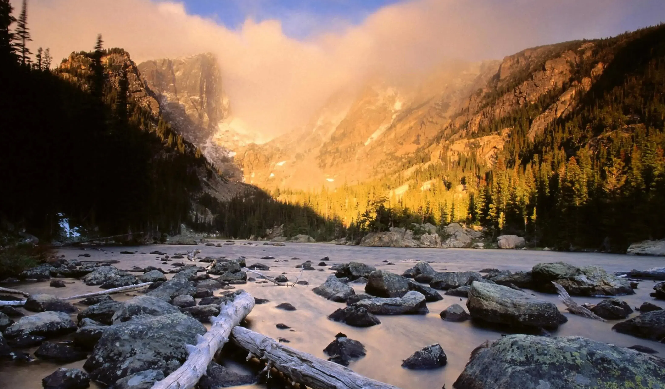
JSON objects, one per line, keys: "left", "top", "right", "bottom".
{"left": 16, "top": 0, "right": 665, "bottom": 140}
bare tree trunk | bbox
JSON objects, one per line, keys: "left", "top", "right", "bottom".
{"left": 151, "top": 291, "right": 255, "bottom": 389}
{"left": 231, "top": 326, "right": 401, "bottom": 389}
{"left": 552, "top": 282, "right": 605, "bottom": 321}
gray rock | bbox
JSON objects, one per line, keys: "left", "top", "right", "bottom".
{"left": 355, "top": 291, "right": 428, "bottom": 315}
{"left": 467, "top": 281, "right": 567, "bottom": 330}
{"left": 81, "top": 266, "right": 122, "bottom": 286}
{"left": 484, "top": 270, "right": 534, "bottom": 289}
{"left": 25, "top": 294, "right": 77, "bottom": 313}
{"left": 328, "top": 306, "right": 381, "bottom": 327}
{"left": 101, "top": 274, "right": 139, "bottom": 289}
{"left": 199, "top": 296, "right": 222, "bottom": 305}
{"left": 50, "top": 280, "right": 66, "bottom": 288}
{"left": 313, "top": 275, "right": 356, "bottom": 302}
{"left": 7, "top": 333, "right": 45, "bottom": 347}
{"left": 198, "top": 362, "right": 256, "bottom": 389}
{"left": 146, "top": 268, "right": 197, "bottom": 301}
{"left": 639, "top": 302, "right": 663, "bottom": 312}
{"left": 532, "top": 262, "right": 633, "bottom": 296}
{"left": 627, "top": 267, "right": 665, "bottom": 280}
{"left": 42, "top": 368, "right": 90, "bottom": 389}
{"left": 79, "top": 295, "right": 113, "bottom": 306}
{"left": 365, "top": 270, "right": 410, "bottom": 298}
{"left": 407, "top": 280, "right": 443, "bottom": 302}
{"left": 0, "top": 332, "right": 11, "bottom": 358}
{"left": 77, "top": 301, "right": 124, "bottom": 325}
{"left": 589, "top": 298, "right": 633, "bottom": 320}
{"left": 196, "top": 279, "right": 224, "bottom": 291}
{"left": 110, "top": 369, "right": 164, "bottom": 389}
{"left": 323, "top": 334, "right": 366, "bottom": 366}
{"left": 172, "top": 295, "right": 196, "bottom": 308}
{"left": 276, "top": 302, "right": 296, "bottom": 311}
{"left": 402, "top": 261, "right": 437, "bottom": 282}
{"left": 5, "top": 311, "right": 77, "bottom": 338}
{"left": 444, "top": 285, "right": 471, "bottom": 297}
{"left": 83, "top": 313, "right": 206, "bottom": 385}
{"left": 612, "top": 310, "right": 665, "bottom": 342}
{"left": 1, "top": 306, "right": 24, "bottom": 317}
{"left": 346, "top": 294, "right": 373, "bottom": 305}
{"left": 335, "top": 262, "right": 376, "bottom": 280}
{"left": 274, "top": 275, "right": 288, "bottom": 283}
{"left": 453, "top": 335, "right": 665, "bottom": 389}
{"left": 402, "top": 344, "right": 447, "bottom": 369}
{"left": 0, "top": 312, "right": 13, "bottom": 331}
{"left": 248, "top": 263, "right": 270, "bottom": 270}
{"left": 206, "top": 259, "right": 247, "bottom": 283}
{"left": 654, "top": 281, "right": 665, "bottom": 299}
{"left": 429, "top": 271, "right": 483, "bottom": 290}
{"left": 112, "top": 296, "right": 180, "bottom": 323}
{"left": 440, "top": 304, "right": 470, "bottom": 322}
{"left": 182, "top": 305, "right": 220, "bottom": 322}
{"left": 497, "top": 235, "right": 525, "bottom": 249}
{"left": 74, "top": 325, "right": 106, "bottom": 350}
{"left": 627, "top": 240, "right": 665, "bottom": 256}
{"left": 35, "top": 341, "right": 87, "bottom": 362}
{"left": 139, "top": 270, "right": 166, "bottom": 283}
{"left": 20, "top": 264, "right": 54, "bottom": 280}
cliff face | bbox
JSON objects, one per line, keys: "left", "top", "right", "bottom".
{"left": 138, "top": 53, "right": 230, "bottom": 144}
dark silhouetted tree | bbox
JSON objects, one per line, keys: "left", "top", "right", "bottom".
{"left": 13, "top": 0, "right": 30, "bottom": 66}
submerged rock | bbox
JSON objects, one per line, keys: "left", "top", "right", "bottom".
{"left": 627, "top": 267, "right": 665, "bottom": 280}
{"left": 83, "top": 313, "right": 206, "bottom": 386}
{"left": 402, "top": 344, "right": 447, "bottom": 369}
{"left": 7, "top": 333, "right": 45, "bottom": 347}
{"left": 276, "top": 303, "right": 296, "bottom": 311}
{"left": 355, "top": 291, "right": 428, "bottom": 315}
{"left": 467, "top": 282, "right": 567, "bottom": 330}
{"left": 323, "top": 334, "right": 366, "bottom": 366}
{"left": 453, "top": 335, "right": 665, "bottom": 389}
{"left": 328, "top": 306, "right": 381, "bottom": 327}
{"left": 42, "top": 368, "right": 90, "bottom": 389}
{"left": 612, "top": 310, "right": 665, "bottom": 343}
{"left": 639, "top": 301, "right": 663, "bottom": 312}
{"left": 654, "top": 281, "right": 665, "bottom": 299}
{"left": 440, "top": 304, "right": 470, "bottom": 322}
{"left": 5, "top": 311, "right": 77, "bottom": 338}
{"left": 35, "top": 341, "right": 87, "bottom": 362}
{"left": 312, "top": 275, "right": 356, "bottom": 302}
{"left": 407, "top": 280, "right": 443, "bottom": 302}
{"left": 110, "top": 369, "right": 164, "bottom": 389}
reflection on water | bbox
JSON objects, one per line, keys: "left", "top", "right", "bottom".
{"left": 1, "top": 242, "right": 664, "bottom": 389}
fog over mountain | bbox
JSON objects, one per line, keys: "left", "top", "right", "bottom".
{"left": 20, "top": 0, "right": 665, "bottom": 140}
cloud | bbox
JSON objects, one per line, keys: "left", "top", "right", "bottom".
{"left": 15, "top": 0, "right": 665, "bottom": 139}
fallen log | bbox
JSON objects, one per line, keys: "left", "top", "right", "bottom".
{"left": 231, "top": 326, "right": 401, "bottom": 389}
{"left": 0, "top": 300, "right": 25, "bottom": 306}
{"left": 0, "top": 287, "right": 30, "bottom": 297}
{"left": 552, "top": 282, "right": 605, "bottom": 321}
{"left": 62, "top": 282, "right": 153, "bottom": 300}
{"left": 244, "top": 268, "right": 304, "bottom": 287}
{"left": 151, "top": 291, "right": 255, "bottom": 389}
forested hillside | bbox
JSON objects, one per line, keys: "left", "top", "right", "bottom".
{"left": 270, "top": 24, "right": 665, "bottom": 252}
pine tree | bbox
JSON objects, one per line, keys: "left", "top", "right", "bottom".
{"left": 91, "top": 34, "right": 104, "bottom": 99}
{"left": 33, "top": 46, "right": 41, "bottom": 69}
{"left": 42, "top": 47, "right": 51, "bottom": 69}
{"left": 0, "top": 0, "right": 16, "bottom": 64}
{"left": 13, "top": 0, "right": 30, "bottom": 66}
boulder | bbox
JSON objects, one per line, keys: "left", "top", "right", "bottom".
{"left": 419, "top": 233, "right": 442, "bottom": 248}
{"left": 312, "top": 275, "right": 356, "bottom": 302}
{"left": 360, "top": 227, "right": 419, "bottom": 248}
{"left": 497, "top": 235, "right": 525, "bottom": 249}
{"left": 81, "top": 266, "right": 122, "bottom": 286}
{"left": 402, "top": 261, "right": 437, "bottom": 282}
{"left": 35, "top": 341, "right": 87, "bottom": 362}
{"left": 444, "top": 285, "right": 471, "bottom": 297}
{"left": 440, "top": 304, "right": 470, "bottom": 322}
{"left": 612, "top": 310, "right": 665, "bottom": 343}
{"left": 328, "top": 306, "right": 381, "bottom": 327}
{"left": 274, "top": 275, "right": 288, "bottom": 283}
{"left": 83, "top": 313, "right": 206, "bottom": 385}
{"left": 346, "top": 294, "right": 373, "bottom": 305}
{"left": 19, "top": 263, "right": 55, "bottom": 280}
{"left": 181, "top": 305, "right": 220, "bottom": 323}
{"left": 532, "top": 262, "right": 633, "bottom": 296}
{"left": 50, "top": 280, "right": 66, "bottom": 288}
{"left": 401, "top": 344, "right": 447, "bottom": 369}
{"left": 276, "top": 303, "right": 296, "bottom": 311}
{"left": 627, "top": 267, "right": 665, "bottom": 280}
{"left": 335, "top": 262, "right": 376, "bottom": 280}
{"left": 639, "top": 302, "right": 663, "bottom": 312}
{"left": 0, "top": 312, "right": 13, "bottom": 331}
{"left": 484, "top": 270, "right": 534, "bottom": 289}
{"left": 172, "top": 295, "right": 196, "bottom": 308}
{"left": 290, "top": 234, "right": 315, "bottom": 243}
{"left": 79, "top": 295, "right": 113, "bottom": 306}
{"left": 111, "top": 296, "right": 180, "bottom": 323}
{"left": 5, "top": 311, "right": 77, "bottom": 338}
{"left": 355, "top": 291, "right": 428, "bottom": 315}
{"left": 196, "top": 279, "right": 224, "bottom": 291}
{"left": 42, "top": 368, "right": 90, "bottom": 389}
{"left": 146, "top": 268, "right": 197, "bottom": 301}
{"left": 101, "top": 275, "right": 138, "bottom": 289}
{"left": 429, "top": 271, "right": 484, "bottom": 290}
{"left": 247, "top": 263, "right": 270, "bottom": 271}
{"left": 139, "top": 270, "right": 166, "bottom": 283}
{"left": 466, "top": 282, "right": 567, "bottom": 330}
{"left": 206, "top": 259, "right": 247, "bottom": 283}
{"left": 7, "top": 334, "right": 45, "bottom": 347}
{"left": 627, "top": 240, "right": 665, "bottom": 256}
{"left": 24, "top": 294, "right": 77, "bottom": 313}
{"left": 77, "top": 301, "right": 124, "bottom": 325}
{"left": 1, "top": 306, "right": 24, "bottom": 317}
{"left": 441, "top": 223, "right": 477, "bottom": 248}
{"left": 365, "top": 270, "right": 410, "bottom": 298}
{"left": 407, "top": 280, "right": 443, "bottom": 301}
{"left": 654, "top": 281, "right": 665, "bottom": 299}
{"left": 110, "top": 369, "right": 164, "bottom": 389}
{"left": 198, "top": 362, "right": 256, "bottom": 389}
{"left": 453, "top": 335, "right": 665, "bottom": 389}
{"left": 0, "top": 333, "right": 11, "bottom": 358}
{"left": 199, "top": 296, "right": 221, "bottom": 306}
{"left": 74, "top": 325, "right": 106, "bottom": 350}
{"left": 588, "top": 298, "right": 633, "bottom": 320}
{"left": 323, "top": 334, "right": 366, "bottom": 366}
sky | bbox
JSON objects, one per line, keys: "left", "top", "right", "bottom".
{"left": 14, "top": 0, "right": 665, "bottom": 139}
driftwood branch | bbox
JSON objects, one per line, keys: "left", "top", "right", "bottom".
{"left": 62, "top": 282, "right": 153, "bottom": 300}
{"left": 0, "top": 300, "right": 25, "bottom": 306}
{"left": 151, "top": 291, "right": 255, "bottom": 389}
{"left": 231, "top": 326, "right": 401, "bottom": 389}
{"left": 552, "top": 282, "right": 605, "bottom": 321}
{"left": 0, "top": 287, "right": 30, "bottom": 297}
{"left": 244, "top": 268, "right": 304, "bottom": 287}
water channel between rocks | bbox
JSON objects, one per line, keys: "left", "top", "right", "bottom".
{"left": 1, "top": 242, "right": 664, "bottom": 389}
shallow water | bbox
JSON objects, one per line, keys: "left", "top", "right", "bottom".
{"left": 1, "top": 242, "right": 664, "bottom": 389}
